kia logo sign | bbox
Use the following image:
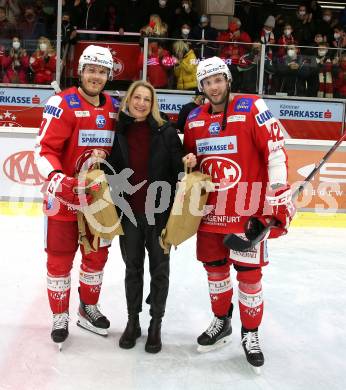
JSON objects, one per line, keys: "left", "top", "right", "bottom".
{"left": 200, "top": 156, "right": 242, "bottom": 191}
{"left": 3, "top": 151, "right": 45, "bottom": 186}
{"left": 298, "top": 163, "right": 346, "bottom": 183}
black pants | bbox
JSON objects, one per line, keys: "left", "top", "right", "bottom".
{"left": 119, "top": 214, "right": 170, "bottom": 318}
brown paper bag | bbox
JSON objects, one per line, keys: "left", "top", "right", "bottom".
{"left": 159, "top": 167, "right": 213, "bottom": 253}
{"left": 77, "top": 167, "right": 123, "bottom": 254}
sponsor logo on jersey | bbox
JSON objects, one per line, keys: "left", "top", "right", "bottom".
{"left": 187, "top": 107, "right": 201, "bottom": 120}
{"left": 65, "top": 94, "right": 81, "bottom": 108}
{"left": 78, "top": 130, "right": 114, "bottom": 146}
{"left": 209, "top": 122, "right": 221, "bottom": 136}
{"left": 74, "top": 110, "right": 90, "bottom": 118}
{"left": 196, "top": 136, "right": 238, "bottom": 156}
{"left": 255, "top": 109, "right": 273, "bottom": 126}
{"left": 3, "top": 151, "right": 45, "bottom": 185}
{"left": 96, "top": 115, "right": 106, "bottom": 128}
{"left": 227, "top": 115, "right": 246, "bottom": 123}
{"left": 188, "top": 120, "right": 205, "bottom": 129}
{"left": 200, "top": 156, "right": 242, "bottom": 191}
{"left": 235, "top": 98, "right": 253, "bottom": 112}
{"left": 109, "top": 112, "right": 117, "bottom": 119}
{"left": 43, "top": 104, "right": 63, "bottom": 118}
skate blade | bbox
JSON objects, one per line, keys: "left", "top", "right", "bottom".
{"left": 58, "top": 342, "right": 63, "bottom": 352}
{"left": 77, "top": 315, "right": 108, "bottom": 337}
{"left": 250, "top": 365, "right": 261, "bottom": 375}
{"left": 197, "top": 335, "right": 231, "bottom": 353}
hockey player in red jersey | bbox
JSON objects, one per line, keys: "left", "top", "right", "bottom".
{"left": 183, "top": 56, "right": 295, "bottom": 372}
{"left": 35, "top": 45, "right": 119, "bottom": 349}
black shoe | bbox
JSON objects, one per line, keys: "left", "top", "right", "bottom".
{"left": 145, "top": 318, "right": 162, "bottom": 353}
{"left": 197, "top": 315, "right": 232, "bottom": 352}
{"left": 51, "top": 312, "right": 69, "bottom": 343}
{"left": 119, "top": 315, "right": 141, "bottom": 349}
{"left": 241, "top": 327, "right": 264, "bottom": 368}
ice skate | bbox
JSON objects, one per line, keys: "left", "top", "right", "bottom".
{"left": 197, "top": 315, "right": 232, "bottom": 353}
{"left": 51, "top": 312, "right": 69, "bottom": 351}
{"left": 77, "top": 302, "right": 110, "bottom": 337}
{"left": 241, "top": 327, "right": 264, "bottom": 374}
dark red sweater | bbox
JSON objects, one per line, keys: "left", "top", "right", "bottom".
{"left": 126, "top": 120, "right": 151, "bottom": 213}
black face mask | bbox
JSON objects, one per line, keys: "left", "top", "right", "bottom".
{"left": 62, "top": 20, "right": 69, "bottom": 26}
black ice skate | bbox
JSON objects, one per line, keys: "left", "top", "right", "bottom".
{"left": 197, "top": 315, "right": 232, "bottom": 353}
{"left": 241, "top": 327, "right": 264, "bottom": 374}
{"left": 51, "top": 311, "right": 69, "bottom": 351}
{"left": 77, "top": 302, "right": 110, "bottom": 337}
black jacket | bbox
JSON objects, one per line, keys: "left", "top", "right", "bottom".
{"left": 107, "top": 111, "right": 184, "bottom": 231}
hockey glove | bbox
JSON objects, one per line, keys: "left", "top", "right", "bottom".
{"left": 45, "top": 172, "right": 93, "bottom": 208}
{"left": 253, "top": 184, "right": 296, "bottom": 239}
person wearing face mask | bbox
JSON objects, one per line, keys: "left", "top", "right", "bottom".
{"left": 61, "top": 12, "right": 77, "bottom": 51}
{"left": 277, "top": 23, "right": 297, "bottom": 59}
{"left": 106, "top": 80, "right": 184, "bottom": 353}
{"left": 2, "top": 37, "right": 29, "bottom": 83}
{"left": 310, "top": 44, "right": 335, "bottom": 98}
{"left": 0, "top": 6, "right": 17, "bottom": 39}
{"left": 29, "top": 36, "right": 57, "bottom": 84}
{"left": 219, "top": 17, "right": 251, "bottom": 92}
{"left": 291, "top": 4, "right": 314, "bottom": 47}
{"left": 147, "top": 0, "right": 176, "bottom": 35}
{"left": 174, "top": 0, "right": 198, "bottom": 32}
{"left": 276, "top": 44, "right": 317, "bottom": 96}
{"left": 314, "top": 9, "right": 335, "bottom": 46}
{"left": 189, "top": 14, "right": 218, "bottom": 59}
{"left": 332, "top": 26, "right": 346, "bottom": 62}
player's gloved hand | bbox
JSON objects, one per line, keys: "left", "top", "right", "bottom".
{"left": 45, "top": 171, "right": 93, "bottom": 208}
{"left": 250, "top": 184, "right": 296, "bottom": 239}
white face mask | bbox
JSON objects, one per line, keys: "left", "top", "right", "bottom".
{"left": 182, "top": 3, "right": 189, "bottom": 10}
{"left": 323, "top": 15, "right": 331, "bottom": 22}
{"left": 334, "top": 32, "right": 341, "bottom": 40}
{"left": 318, "top": 49, "right": 327, "bottom": 57}
{"left": 287, "top": 49, "right": 296, "bottom": 57}
{"left": 39, "top": 43, "right": 47, "bottom": 52}
{"left": 159, "top": 0, "right": 166, "bottom": 6}
{"left": 298, "top": 11, "right": 306, "bottom": 17}
{"left": 182, "top": 28, "right": 190, "bottom": 35}
{"left": 284, "top": 29, "right": 292, "bottom": 36}
{"left": 13, "top": 41, "right": 20, "bottom": 50}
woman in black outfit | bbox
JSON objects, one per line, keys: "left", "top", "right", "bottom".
{"left": 107, "top": 80, "right": 185, "bottom": 353}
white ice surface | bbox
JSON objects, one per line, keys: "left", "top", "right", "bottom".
{"left": 0, "top": 215, "right": 345, "bottom": 390}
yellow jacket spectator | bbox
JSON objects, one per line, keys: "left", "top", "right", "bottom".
{"left": 173, "top": 40, "right": 197, "bottom": 90}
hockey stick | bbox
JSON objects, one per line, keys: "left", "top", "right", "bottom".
{"left": 223, "top": 132, "right": 346, "bottom": 252}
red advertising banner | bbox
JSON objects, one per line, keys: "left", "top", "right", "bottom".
{"left": 72, "top": 41, "right": 141, "bottom": 81}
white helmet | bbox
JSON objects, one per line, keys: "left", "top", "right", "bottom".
{"left": 196, "top": 56, "right": 232, "bottom": 91}
{"left": 78, "top": 45, "right": 114, "bottom": 80}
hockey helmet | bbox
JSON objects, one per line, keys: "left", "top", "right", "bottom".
{"left": 78, "top": 45, "right": 114, "bottom": 80}
{"left": 196, "top": 56, "right": 232, "bottom": 91}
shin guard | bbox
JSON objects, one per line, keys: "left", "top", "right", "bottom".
{"left": 47, "top": 274, "right": 71, "bottom": 314}
{"left": 79, "top": 265, "right": 104, "bottom": 305}
{"left": 204, "top": 263, "right": 233, "bottom": 317}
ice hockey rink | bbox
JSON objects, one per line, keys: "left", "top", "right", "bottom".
{"left": 0, "top": 212, "right": 345, "bottom": 390}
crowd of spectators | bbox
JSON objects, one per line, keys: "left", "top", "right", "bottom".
{"left": 1, "top": 0, "right": 346, "bottom": 97}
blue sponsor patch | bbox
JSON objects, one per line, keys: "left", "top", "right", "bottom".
{"left": 209, "top": 122, "right": 221, "bottom": 136}
{"left": 234, "top": 98, "right": 253, "bottom": 112}
{"left": 65, "top": 93, "right": 81, "bottom": 108}
{"left": 96, "top": 115, "right": 106, "bottom": 128}
{"left": 187, "top": 107, "right": 201, "bottom": 120}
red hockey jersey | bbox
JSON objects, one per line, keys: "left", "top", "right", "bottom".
{"left": 184, "top": 95, "right": 288, "bottom": 234}
{"left": 35, "top": 86, "right": 119, "bottom": 221}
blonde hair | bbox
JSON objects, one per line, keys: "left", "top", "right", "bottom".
{"left": 36, "top": 36, "right": 55, "bottom": 55}
{"left": 140, "top": 14, "right": 168, "bottom": 37}
{"left": 121, "top": 80, "right": 165, "bottom": 127}
{"left": 173, "top": 40, "right": 190, "bottom": 60}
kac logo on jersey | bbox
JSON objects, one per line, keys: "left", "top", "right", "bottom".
{"left": 235, "top": 98, "right": 253, "bottom": 112}
{"left": 209, "top": 122, "right": 221, "bottom": 136}
{"left": 65, "top": 94, "right": 81, "bottom": 108}
{"left": 200, "top": 156, "right": 242, "bottom": 191}
{"left": 96, "top": 115, "right": 106, "bottom": 129}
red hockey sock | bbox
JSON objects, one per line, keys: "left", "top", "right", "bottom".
{"left": 47, "top": 274, "right": 71, "bottom": 314}
{"left": 204, "top": 263, "right": 233, "bottom": 317}
{"left": 238, "top": 281, "right": 263, "bottom": 329}
{"left": 79, "top": 264, "right": 104, "bottom": 305}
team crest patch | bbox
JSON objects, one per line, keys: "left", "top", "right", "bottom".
{"left": 65, "top": 94, "right": 81, "bottom": 108}
{"left": 235, "top": 98, "right": 253, "bottom": 112}
{"left": 209, "top": 122, "right": 221, "bottom": 136}
{"left": 96, "top": 115, "right": 106, "bottom": 128}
